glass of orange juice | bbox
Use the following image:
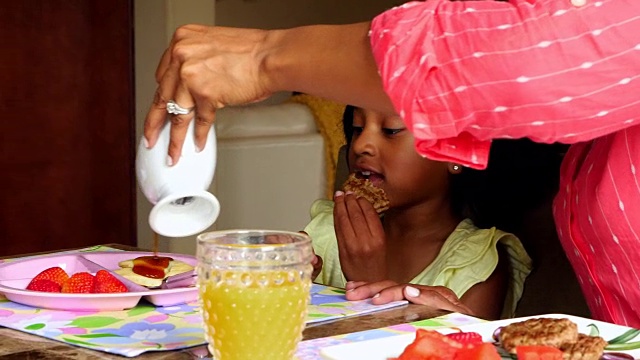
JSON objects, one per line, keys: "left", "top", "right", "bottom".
{"left": 196, "top": 230, "right": 313, "bottom": 360}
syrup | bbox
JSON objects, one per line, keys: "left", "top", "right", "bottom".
{"left": 132, "top": 232, "right": 173, "bottom": 279}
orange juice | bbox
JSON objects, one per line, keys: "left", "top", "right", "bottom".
{"left": 199, "top": 269, "right": 311, "bottom": 360}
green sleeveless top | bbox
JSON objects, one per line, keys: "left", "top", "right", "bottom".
{"left": 303, "top": 199, "right": 532, "bottom": 318}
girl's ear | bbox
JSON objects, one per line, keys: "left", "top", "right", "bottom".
{"left": 448, "top": 163, "right": 463, "bottom": 174}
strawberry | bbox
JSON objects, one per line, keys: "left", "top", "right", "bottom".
{"left": 61, "top": 272, "right": 95, "bottom": 293}
{"left": 92, "top": 270, "right": 128, "bottom": 293}
{"left": 454, "top": 342, "right": 501, "bottom": 360}
{"left": 397, "top": 329, "right": 461, "bottom": 360}
{"left": 26, "top": 279, "right": 61, "bottom": 292}
{"left": 29, "top": 266, "right": 69, "bottom": 287}
{"left": 516, "top": 345, "right": 564, "bottom": 360}
{"left": 446, "top": 332, "right": 484, "bottom": 346}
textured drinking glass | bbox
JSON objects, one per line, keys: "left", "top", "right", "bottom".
{"left": 197, "top": 230, "right": 313, "bottom": 360}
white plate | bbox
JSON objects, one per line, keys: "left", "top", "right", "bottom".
{"left": 320, "top": 314, "right": 640, "bottom": 360}
{"left": 0, "top": 251, "right": 198, "bottom": 311}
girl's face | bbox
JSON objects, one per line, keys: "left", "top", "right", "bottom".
{"left": 347, "top": 108, "right": 451, "bottom": 209}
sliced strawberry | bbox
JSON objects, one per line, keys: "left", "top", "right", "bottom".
{"left": 92, "top": 270, "right": 128, "bottom": 293}
{"left": 454, "top": 343, "right": 501, "bottom": 360}
{"left": 26, "top": 279, "right": 61, "bottom": 292}
{"left": 446, "top": 332, "right": 484, "bottom": 346}
{"left": 61, "top": 272, "right": 95, "bottom": 293}
{"left": 29, "top": 266, "right": 69, "bottom": 287}
{"left": 397, "top": 329, "right": 461, "bottom": 360}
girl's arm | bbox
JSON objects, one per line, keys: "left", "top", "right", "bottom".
{"left": 458, "top": 245, "right": 509, "bottom": 320}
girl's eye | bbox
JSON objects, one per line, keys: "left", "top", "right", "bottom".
{"left": 383, "top": 128, "right": 404, "bottom": 136}
{"left": 352, "top": 126, "right": 364, "bottom": 135}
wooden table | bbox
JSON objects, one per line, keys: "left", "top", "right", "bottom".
{"left": 0, "top": 244, "right": 448, "bottom": 359}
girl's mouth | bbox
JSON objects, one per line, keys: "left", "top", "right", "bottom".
{"left": 356, "top": 170, "right": 384, "bottom": 187}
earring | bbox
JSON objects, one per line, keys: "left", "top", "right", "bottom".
{"left": 452, "top": 165, "right": 460, "bottom": 171}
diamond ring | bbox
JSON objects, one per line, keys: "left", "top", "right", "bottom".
{"left": 166, "top": 100, "right": 194, "bottom": 115}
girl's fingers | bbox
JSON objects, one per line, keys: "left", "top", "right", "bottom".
{"left": 357, "top": 197, "right": 384, "bottom": 238}
{"left": 344, "top": 280, "right": 367, "bottom": 291}
{"left": 334, "top": 191, "right": 356, "bottom": 249}
{"left": 344, "top": 280, "right": 399, "bottom": 301}
{"left": 400, "top": 286, "right": 474, "bottom": 315}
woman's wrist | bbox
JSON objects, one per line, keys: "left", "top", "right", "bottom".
{"left": 260, "top": 23, "right": 394, "bottom": 114}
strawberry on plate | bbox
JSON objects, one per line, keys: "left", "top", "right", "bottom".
{"left": 516, "top": 345, "right": 564, "bottom": 360}
{"left": 393, "top": 330, "right": 501, "bottom": 360}
{"left": 446, "top": 332, "right": 484, "bottom": 347}
{"left": 92, "top": 270, "right": 128, "bottom": 293}
{"left": 26, "top": 279, "right": 61, "bottom": 293}
{"left": 61, "top": 272, "right": 95, "bottom": 293}
{"left": 28, "top": 266, "right": 69, "bottom": 288}
{"left": 396, "top": 329, "right": 461, "bottom": 360}
{"left": 454, "top": 343, "right": 501, "bottom": 360}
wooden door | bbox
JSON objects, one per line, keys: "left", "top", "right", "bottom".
{"left": 0, "top": 0, "right": 136, "bottom": 256}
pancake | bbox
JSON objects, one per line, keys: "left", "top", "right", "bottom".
{"left": 342, "top": 173, "right": 390, "bottom": 214}
{"left": 115, "top": 258, "right": 194, "bottom": 288}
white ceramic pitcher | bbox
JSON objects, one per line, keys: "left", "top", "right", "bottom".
{"left": 136, "top": 120, "right": 220, "bottom": 237}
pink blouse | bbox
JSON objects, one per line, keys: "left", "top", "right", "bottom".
{"left": 370, "top": 0, "right": 640, "bottom": 327}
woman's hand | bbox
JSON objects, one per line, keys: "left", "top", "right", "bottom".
{"left": 333, "top": 191, "right": 387, "bottom": 282}
{"left": 345, "top": 280, "right": 474, "bottom": 316}
{"left": 144, "top": 25, "right": 274, "bottom": 164}
{"left": 143, "top": 22, "right": 393, "bottom": 166}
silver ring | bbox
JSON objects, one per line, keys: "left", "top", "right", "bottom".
{"left": 166, "top": 100, "right": 194, "bottom": 115}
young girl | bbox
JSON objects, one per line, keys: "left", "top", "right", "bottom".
{"left": 303, "top": 105, "right": 532, "bottom": 320}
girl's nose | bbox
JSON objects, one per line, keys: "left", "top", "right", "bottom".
{"left": 351, "top": 129, "right": 377, "bottom": 156}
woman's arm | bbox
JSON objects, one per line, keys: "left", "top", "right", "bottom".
{"left": 373, "top": 0, "right": 640, "bottom": 169}
{"left": 144, "top": 23, "right": 394, "bottom": 164}
{"left": 145, "top": 0, "right": 640, "bottom": 166}
{"left": 265, "top": 23, "right": 394, "bottom": 114}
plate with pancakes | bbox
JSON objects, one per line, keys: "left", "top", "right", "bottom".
{"left": 0, "top": 251, "right": 198, "bottom": 311}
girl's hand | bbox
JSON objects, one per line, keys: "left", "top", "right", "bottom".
{"left": 311, "top": 253, "right": 323, "bottom": 281}
{"left": 333, "top": 191, "right": 387, "bottom": 282}
{"left": 297, "top": 231, "right": 323, "bottom": 281}
{"left": 345, "top": 280, "right": 475, "bottom": 316}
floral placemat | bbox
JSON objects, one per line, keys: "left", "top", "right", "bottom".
{"left": 296, "top": 313, "right": 486, "bottom": 360}
{"left": 0, "top": 246, "right": 406, "bottom": 357}
{"left": 307, "top": 284, "right": 407, "bottom": 324}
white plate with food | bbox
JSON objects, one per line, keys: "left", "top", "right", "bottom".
{"left": 0, "top": 251, "right": 198, "bottom": 311}
{"left": 320, "top": 314, "right": 640, "bottom": 360}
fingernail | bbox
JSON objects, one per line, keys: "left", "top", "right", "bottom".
{"left": 143, "top": 137, "right": 150, "bottom": 149}
{"left": 311, "top": 256, "right": 317, "bottom": 265}
{"left": 346, "top": 288, "right": 354, "bottom": 292}
{"left": 166, "top": 155, "right": 173, "bottom": 167}
{"left": 195, "top": 144, "right": 203, "bottom": 153}
{"left": 334, "top": 190, "right": 344, "bottom": 197}
{"left": 345, "top": 191, "right": 354, "bottom": 195}
{"left": 372, "top": 293, "right": 380, "bottom": 299}
{"left": 405, "top": 286, "right": 420, "bottom": 297}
